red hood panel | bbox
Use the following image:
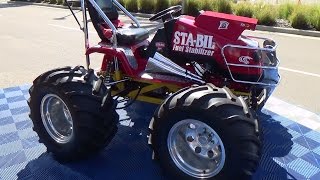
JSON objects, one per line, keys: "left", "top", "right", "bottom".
{"left": 194, "top": 11, "right": 258, "bottom": 41}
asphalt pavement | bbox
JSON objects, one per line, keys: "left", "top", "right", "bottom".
{"left": 0, "top": 1, "right": 319, "bottom": 114}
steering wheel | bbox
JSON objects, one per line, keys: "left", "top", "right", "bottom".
{"left": 149, "top": 5, "right": 182, "bottom": 22}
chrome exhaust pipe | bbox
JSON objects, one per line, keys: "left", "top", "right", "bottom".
{"left": 145, "top": 56, "right": 205, "bottom": 84}
{"left": 153, "top": 53, "right": 203, "bottom": 80}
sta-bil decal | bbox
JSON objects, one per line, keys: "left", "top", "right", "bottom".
{"left": 172, "top": 31, "right": 215, "bottom": 56}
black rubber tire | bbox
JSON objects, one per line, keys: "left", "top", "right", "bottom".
{"left": 149, "top": 84, "right": 261, "bottom": 180}
{"left": 28, "top": 66, "right": 119, "bottom": 162}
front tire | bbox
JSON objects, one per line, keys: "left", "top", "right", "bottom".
{"left": 28, "top": 66, "right": 119, "bottom": 162}
{"left": 149, "top": 84, "right": 261, "bottom": 179}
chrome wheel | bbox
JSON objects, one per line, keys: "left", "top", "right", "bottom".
{"left": 40, "top": 94, "right": 74, "bottom": 144}
{"left": 167, "top": 119, "right": 226, "bottom": 178}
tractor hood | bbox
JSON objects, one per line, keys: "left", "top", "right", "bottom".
{"left": 194, "top": 11, "right": 258, "bottom": 41}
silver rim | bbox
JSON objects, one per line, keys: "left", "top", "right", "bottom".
{"left": 40, "top": 94, "right": 74, "bottom": 144}
{"left": 167, "top": 119, "right": 226, "bottom": 178}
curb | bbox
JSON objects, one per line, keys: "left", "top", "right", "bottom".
{"left": 256, "top": 25, "right": 320, "bottom": 38}
{"left": 128, "top": 12, "right": 320, "bottom": 38}
{"left": 121, "top": 12, "right": 153, "bottom": 19}
{"left": 7, "top": 0, "right": 81, "bottom": 10}
{"left": 7, "top": 1, "right": 152, "bottom": 17}
{"left": 6, "top": 1, "right": 320, "bottom": 38}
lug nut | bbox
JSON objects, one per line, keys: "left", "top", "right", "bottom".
{"left": 187, "top": 136, "right": 194, "bottom": 142}
{"left": 203, "top": 128, "right": 207, "bottom": 134}
{"left": 208, "top": 150, "right": 214, "bottom": 158}
{"left": 189, "top": 123, "right": 196, "bottom": 129}
{"left": 209, "top": 132, "right": 215, "bottom": 138}
{"left": 195, "top": 146, "right": 201, "bottom": 154}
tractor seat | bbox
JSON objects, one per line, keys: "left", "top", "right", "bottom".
{"left": 117, "top": 27, "right": 149, "bottom": 45}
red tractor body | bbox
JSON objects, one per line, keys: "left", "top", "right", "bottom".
{"left": 28, "top": 1, "right": 281, "bottom": 179}
{"left": 87, "top": 8, "right": 279, "bottom": 103}
{"left": 171, "top": 12, "right": 264, "bottom": 81}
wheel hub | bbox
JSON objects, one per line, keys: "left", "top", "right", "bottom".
{"left": 198, "top": 136, "right": 209, "bottom": 146}
{"left": 40, "top": 94, "right": 74, "bottom": 144}
{"left": 167, "top": 119, "right": 226, "bottom": 179}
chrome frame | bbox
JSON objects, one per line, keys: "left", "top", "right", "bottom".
{"left": 79, "top": 0, "right": 141, "bottom": 68}
{"left": 81, "top": 0, "right": 90, "bottom": 69}
{"left": 113, "top": 0, "right": 141, "bottom": 27}
{"left": 145, "top": 52, "right": 205, "bottom": 84}
{"left": 221, "top": 36, "right": 281, "bottom": 86}
{"left": 146, "top": 57, "right": 205, "bottom": 84}
{"left": 154, "top": 53, "right": 203, "bottom": 80}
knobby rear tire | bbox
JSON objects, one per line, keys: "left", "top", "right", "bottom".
{"left": 28, "top": 66, "right": 119, "bottom": 162}
{"left": 149, "top": 84, "right": 261, "bottom": 180}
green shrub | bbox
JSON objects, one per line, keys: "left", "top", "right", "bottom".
{"left": 49, "top": 0, "right": 56, "bottom": 4}
{"left": 72, "top": 1, "right": 81, "bottom": 7}
{"left": 186, "top": 0, "right": 200, "bottom": 16}
{"left": 155, "top": 0, "right": 170, "bottom": 12}
{"left": 199, "top": 0, "right": 215, "bottom": 11}
{"left": 117, "top": 0, "right": 126, "bottom": 5}
{"left": 216, "top": 0, "right": 232, "bottom": 14}
{"left": 312, "top": 16, "right": 320, "bottom": 31}
{"left": 255, "top": 5, "right": 277, "bottom": 26}
{"left": 278, "top": 3, "right": 294, "bottom": 19}
{"left": 308, "top": 6, "right": 320, "bottom": 31}
{"left": 186, "top": 0, "right": 232, "bottom": 15}
{"left": 290, "top": 8, "right": 310, "bottom": 29}
{"left": 235, "top": 2, "right": 254, "bottom": 18}
{"left": 139, "top": 0, "right": 155, "bottom": 13}
{"left": 170, "top": 0, "right": 181, "bottom": 6}
{"left": 126, "top": 0, "right": 138, "bottom": 12}
{"left": 56, "top": 0, "right": 63, "bottom": 5}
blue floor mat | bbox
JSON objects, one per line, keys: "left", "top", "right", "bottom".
{"left": 0, "top": 85, "right": 320, "bottom": 180}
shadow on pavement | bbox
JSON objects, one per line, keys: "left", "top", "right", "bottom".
{"left": 17, "top": 102, "right": 294, "bottom": 180}
{"left": 253, "top": 112, "right": 294, "bottom": 180}
{"left": 53, "top": 10, "right": 82, "bottom": 20}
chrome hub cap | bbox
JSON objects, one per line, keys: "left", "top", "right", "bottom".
{"left": 167, "top": 119, "right": 226, "bottom": 178}
{"left": 40, "top": 94, "right": 74, "bottom": 144}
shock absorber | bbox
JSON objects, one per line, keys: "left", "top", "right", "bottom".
{"left": 113, "top": 57, "right": 124, "bottom": 90}
{"left": 93, "top": 75, "right": 104, "bottom": 95}
{"left": 93, "top": 57, "right": 108, "bottom": 95}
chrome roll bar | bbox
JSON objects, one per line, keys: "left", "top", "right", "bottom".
{"left": 79, "top": 0, "right": 141, "bottom": 68}
{"left": 85, "top": 0, "right": 118, "bottom": 47}
{"left": 113, "top": 0, "right": 141, "bottom": 27}
{"left": 221, "top": 36, "right": 281, "bottom": 87}
{"left": 80, "top": 0, "right": 90, "bottom": 69}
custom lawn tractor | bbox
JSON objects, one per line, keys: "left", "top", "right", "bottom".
{"left": 28, "top": 0, "right": 280, "bottom": 179}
